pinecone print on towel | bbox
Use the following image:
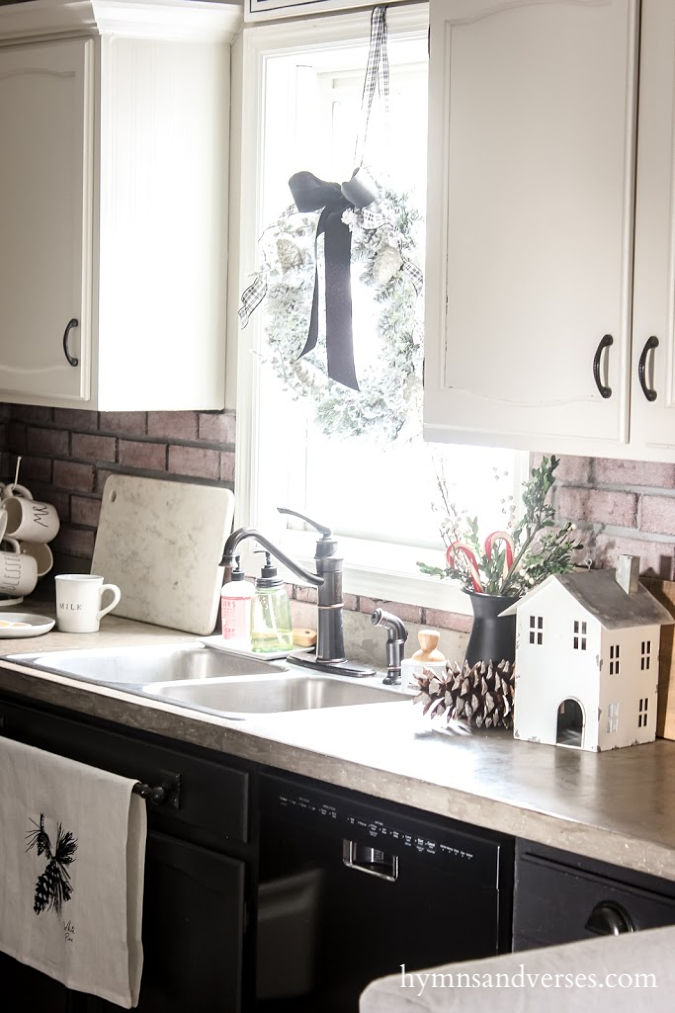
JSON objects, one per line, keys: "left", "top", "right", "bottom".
{"left": 25, "top": 814, "right": 78, "bottom": 915}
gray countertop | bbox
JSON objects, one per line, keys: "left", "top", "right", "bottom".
{"left": 0, "top": 613, "right": 674, "bottom": 882}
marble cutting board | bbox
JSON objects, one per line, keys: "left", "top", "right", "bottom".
{"left": 92, "top": 475, "right": 234, "bottom": 635}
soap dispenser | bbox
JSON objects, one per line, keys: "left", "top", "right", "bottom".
{"left": 220, "top": 555, "right": 255, "bottom": 651}
{"left": 251, "top": 552, "right": 293, "bottom": 654}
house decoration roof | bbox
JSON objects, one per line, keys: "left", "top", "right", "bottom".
{"left": 500, "top": 570, "right": 674, "bottom": 631}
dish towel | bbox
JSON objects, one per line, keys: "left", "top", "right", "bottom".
{"left": 0, "top": 736, "right": 147, "bottom": 1008}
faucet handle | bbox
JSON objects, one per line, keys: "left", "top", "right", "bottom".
{"left": 277, "top": 507, "right": 332, "bottom": 538}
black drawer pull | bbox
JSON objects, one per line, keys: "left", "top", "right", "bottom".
{"left": 592, "top": 334, "right": 613, "bottom": 398}
{"left": 638, "top": 336, "right": 659, "bottom": 402}
{"left": 62, "top": 318, "right": 79, "bottom": 367}
{"left": 585, "top": 900, "right": 634, "bottom": 936}
{"left": 133, "top": 771, "right": 181, "bottom": 809}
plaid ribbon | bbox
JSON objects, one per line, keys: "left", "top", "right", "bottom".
{"left": 354, "top": 6, "right": 390, "bottom": 168}
{"left": 238, "top": 271, "right": 268, "bottom": 328}
{"left": 402, "top": 259, "right": 424, "bottom": 295}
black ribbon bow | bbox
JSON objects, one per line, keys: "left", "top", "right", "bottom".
{"left": 288, "top": 169, "right": 377, "bottom": 391}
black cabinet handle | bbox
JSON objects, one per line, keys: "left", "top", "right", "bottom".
{"left": 638, "top": 336, "right": 659, "bottom": 402}
{"left": 592, "top": 334, "right": 613, "bottom": 398}
{"left": 585, "top": 900, "right": 635, "bottom": 936}
{"left": 133, "top": 771, "right": 181, "bottom": 809}
{"left": 62, "top": 318, "right": 79, "bottom": 367}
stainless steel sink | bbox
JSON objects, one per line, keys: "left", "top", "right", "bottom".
{"left": 9, "top": 643, "right": 285, "bottom": 685}
{"left": 142, "top": 673, "right": 405, "bottom": 716}
{"left": 8, "top": 643, "right": 408, "bottom": 719}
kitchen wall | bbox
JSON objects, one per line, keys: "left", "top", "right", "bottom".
{"left": 0, "top": 405, "right": 235, "bottom": 572}
{"left": 1, "top": 406, "right": 674, "bottom": 645}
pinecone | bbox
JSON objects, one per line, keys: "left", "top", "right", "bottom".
{"left": 413, "top": 660, "right": 515, "bottom": 730}
{"left": 372, "top": 245, "right": 403, "bottom": 284}
{"left": 34, "top": 860, "right": 60, "bottom": 914}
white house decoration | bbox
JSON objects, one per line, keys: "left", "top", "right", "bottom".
{"left": 502, "top": 558, "right": 673, "bottom": 752}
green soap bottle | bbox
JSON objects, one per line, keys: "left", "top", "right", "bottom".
{"left": 251, "top": 552, "right": 293, "bottom": 654}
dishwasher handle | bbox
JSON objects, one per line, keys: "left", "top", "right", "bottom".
{"left": 342, "top": 839, "right": 399, "bottom": 882}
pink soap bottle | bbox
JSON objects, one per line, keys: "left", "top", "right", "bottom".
{"left": 220, "top": 555, "right": 254, "bottom": 651}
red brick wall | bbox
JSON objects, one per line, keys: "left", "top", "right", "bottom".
{"left": 0, "top": 405, "right": 235, "bottom": 573}
{"left": 538, "top": 454, "right": 675, "bottom": 579}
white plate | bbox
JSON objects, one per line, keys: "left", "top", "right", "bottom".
{"left": 0, "top": 613, "right": 55, "bottom": 638}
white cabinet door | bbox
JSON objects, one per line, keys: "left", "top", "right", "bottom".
{"left": 630, "top": 0, "right": 675, "bottom": 455}
{"left": 0, "top": 39, "right": 92, "bottom": 402}
{"left": 424, "top": 0, "right": 638, "bottom": 452}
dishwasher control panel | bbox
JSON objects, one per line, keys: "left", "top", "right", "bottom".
{"left": 261, "top": 773, "right": 503, "bottom": 888}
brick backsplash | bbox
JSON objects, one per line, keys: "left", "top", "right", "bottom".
{"left": 0, "top": 405, "right": 235, "bottom": 574}
{"left": 2, "top": 406, "right": 675, "bottom": 631}
{"left": 535, "top": 454, "right": 675, "bottom": 580}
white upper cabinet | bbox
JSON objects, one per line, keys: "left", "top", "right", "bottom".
{"left": 0, "top": 38, "right": 92, "bottom": 403}
{"left": 630, "top": 0, "right": 675, "bottom": 455}
{"left": 0, "top": 0, "right": 241, "bottom": 411}
{"left": 425, "top": 0, "right": 675, "bottom": 461}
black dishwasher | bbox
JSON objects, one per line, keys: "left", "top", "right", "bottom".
{"left": 255, "top": 773, "right": 513, "bottom": 1013}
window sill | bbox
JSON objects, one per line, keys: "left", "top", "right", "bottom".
{"left": 278, "top": 529, "right": 471, "bottom": 613}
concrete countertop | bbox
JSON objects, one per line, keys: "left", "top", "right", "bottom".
{"left": 0, "top": 611, "right": 674, "bottom": 882}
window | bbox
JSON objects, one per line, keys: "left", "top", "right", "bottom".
{"left": 529, "top": 615, "right": 543, "bottom": 645}
{"left": 609, "top": 643, "right": 620, "bottom": 675}
{"left": 607, "top": 702, "right": 620, "bottom": 734}
{"left": 638, "top": 697, "right": 649, "bottom": 728}
{"left": 573, "top": 620, "right": 587, "bottom": 651}
{"left": 641, "top": 640, "right": 651, "bottom": 671}
{"left": 235, "top": 6, "right": 526, "bottom": 609}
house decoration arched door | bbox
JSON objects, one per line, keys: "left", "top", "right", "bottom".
{"left": 556, "top": 699, "right": 584, "bottom": 748}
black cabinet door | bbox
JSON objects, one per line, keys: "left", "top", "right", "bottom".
{"left": 0, "top": 832, "right": 246, "bottom": 1013}
{"left": 0, "top": 952, "right": 74, "bottom": 1013}
{"left": 97, "top": 831, "right": 246, "bottom": 1013}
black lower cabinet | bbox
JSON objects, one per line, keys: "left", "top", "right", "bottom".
{"left": 0, "top": 834, "right": 246, "bottom": 1013}
{"left": 513, "top": 839, "right": 675, "bottom": 951}
{"left": 0, "top": 953, "right": 75, "bottom": 1012}
{"left": 98, "top": 833, "right": 245, "bottom": 1013}
{"left": 0, "top": 693, "right": 251, "bottom": 1013}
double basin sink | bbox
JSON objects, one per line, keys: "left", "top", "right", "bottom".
{"left": 10, "top": 643, "right": 408, "bottom": 721}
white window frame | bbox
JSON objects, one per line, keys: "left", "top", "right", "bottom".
{"left": 229, "top": 4, "right": 527, "bottom": 611}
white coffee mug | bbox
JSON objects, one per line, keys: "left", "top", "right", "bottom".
{"left": 0, "top": 538, "right": 38, "bottom": 597}
{"left": 1, "top": 483, "right": 32, "bottom": 501}
{"left": 4, "top": 495, "right": 60, "bottom": 543}
{"left": 55, "top": 574, "right": 122, "bottom": 633}
{"left": 19, "top": 540, "right": 54, "bottom": 578}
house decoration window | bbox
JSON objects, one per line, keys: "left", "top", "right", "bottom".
{"left": 638, "top": 697, "right": 649, "bottom": 728}
{"left": 609, "top": 643, "right": 620, "bottom": 675}
{"left": 607, "top": 702, "right": 620, "bottom": 734}
{"left": 641, "top": 640, "right": 651, "bottom": 670}
{"left": 529, "top": 615, "right": 543, "bottom": 645}
{"left": 573, "top": 620, "right": 587, "bottom": 651}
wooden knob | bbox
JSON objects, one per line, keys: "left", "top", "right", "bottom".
{"left": 412, "top": 628, "right": 445, "bottom": 662}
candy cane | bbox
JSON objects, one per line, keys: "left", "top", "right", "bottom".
{"left": 484, "top": 530, "right": 514, "bottom": 579}
{"left": 446, "top": 542, "right": 483, "bottom": 592}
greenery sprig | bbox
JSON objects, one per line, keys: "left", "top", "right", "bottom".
{"left": 418, "top": 455, "right": 583, "bottom": 597}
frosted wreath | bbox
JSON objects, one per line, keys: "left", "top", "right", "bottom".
{"left": 239, "top": 186, "right": 424, "bottom": 442}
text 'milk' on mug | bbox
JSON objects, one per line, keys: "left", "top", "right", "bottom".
{"left": 55, "top": 574, "right": 122, "bottom": 633}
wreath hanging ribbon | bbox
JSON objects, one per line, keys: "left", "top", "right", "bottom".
{"left": 287, "top": 168, "right": 377, "bottom": 391}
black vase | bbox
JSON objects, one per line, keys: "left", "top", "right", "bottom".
{"left": 463, "top": 588, "right": 520, "bottom": 668}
